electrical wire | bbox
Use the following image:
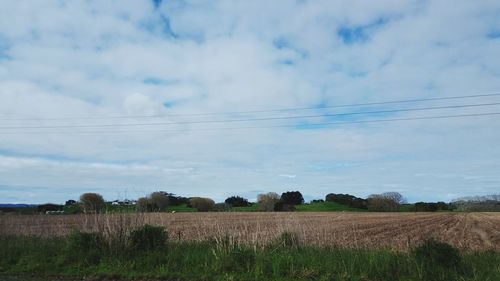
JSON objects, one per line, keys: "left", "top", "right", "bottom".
{"left": 0, "top": 102, "right": 499, "bottom": 130}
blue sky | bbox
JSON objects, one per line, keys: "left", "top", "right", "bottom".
{"left": 0, "top": 0, "right": 500, "bottom": 204}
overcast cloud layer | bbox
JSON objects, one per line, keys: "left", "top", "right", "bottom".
{"left": 1, "top": 0, "right": 499, "bottom": 204}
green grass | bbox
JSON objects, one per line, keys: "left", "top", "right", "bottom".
{"left": 1, "top": 230, "right": 498, "bottom": 281}
{"left": 231, "top": 204, "right": 260, "bottom": 212}
{"left": 296, "top": 201, "right": 365, "bottom": 212}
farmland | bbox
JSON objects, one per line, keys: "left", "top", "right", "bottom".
{"left": 1, "top": 212, "right": 498, "bottom": 252}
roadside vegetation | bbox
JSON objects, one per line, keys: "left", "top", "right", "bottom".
{"left": 1, "top": 225, "right": 498, "bottom": 281}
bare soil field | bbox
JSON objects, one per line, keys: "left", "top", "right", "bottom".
{"left": 1, "top": 212, "right": 498, "bottom": 251}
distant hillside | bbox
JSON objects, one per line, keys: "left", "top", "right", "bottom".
{"left": 0, "top": 204, "right": 37, "bottom": 208}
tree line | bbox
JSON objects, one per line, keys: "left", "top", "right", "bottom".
{"left": 51, "top": 190, "right": 486, "bottom": 214}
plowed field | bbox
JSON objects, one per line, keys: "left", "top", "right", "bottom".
{"left": 1, "top": 212, "right": 498, "bottom": 251}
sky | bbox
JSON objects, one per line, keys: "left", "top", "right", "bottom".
{"left": 0, "top": 0, "right": 500, "bottom": 204}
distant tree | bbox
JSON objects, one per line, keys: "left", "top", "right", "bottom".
{"left": 79, "top": 193, "right": 105, "bottom": 213}
{"left": 214, "top": 202, "right": 230, "bottom": 212}
{"left": 382, "top": 192, "right": 406, "bottom": 205}
{"left": 37, "top": 203, "right": 63, "bottom": 213}
{"left": 150, "top": 192, "right": 170, "bottom": 211}
{"left": 451, "top": 194, "right": 500, "bottom": 211}
{"left": 325, "top": 193, "right": 367, "bottom": 209}
{"left": 224, "top": 196, "right": 250, "bottom": 207}
{"left": 414, "top": 202, "right": 449, "bottom": 212}
{"left": 65, "top": 200, "right": 77, "bottom": 206}
{"left": 311, "top": 199, "right": 324, "bottom": 203}
{"left": 367, "top": 192, "right": 405, "bottom": 212}
{"left": 273, "top": 201, "right": 296, "bottom": 212}
{"left": 137, "top": 197, "right": 155, "bottom": 212}
{"left": 257, "top": 192, "right": 280, "bottom": 212}
{"left": 189, "top": 197, "right": 215, "bottom": 212}
{"left": 167, "top": 193, "right": 190, "bottom": 206}
{"left": 280, "top": 191, "right": 304, "bottom": 205}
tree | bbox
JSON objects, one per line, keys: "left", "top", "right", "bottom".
{"left": 325, "top": 193, "right": 367, "bottom": 209}
{"left": 137, "top": 197, "right": 154, "bottom": 212}
{"left": 381, "top": 192, "right": 406, "bottom": 205}
{"left": 79, "top": 193, "right": 105, "bottom": 213}
{"left": 150, "top": 192, "right": 169, "bottom": 211}
{"left": 273, "top": 201, "right": 296, "bottom": 212}
{"left": 189, "top": 197, "right": 215, "bottom": 212}
{"left": 280, "top": 191, "right": 304, "bottom": 205}
{"left": 367, "top": 192, "right": 405, "bottom": 212}
{"left": 257, "top": 192, "right": 280, "bottom": 212}
{"left": 65, "top": 200, "right": 77, "bottom": 206}
{"left": 224, "top": 196, "right": 250, "bottom": 207}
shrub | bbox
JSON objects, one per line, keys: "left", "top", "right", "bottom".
{"left": 64, "top": 231, "right": 103, "bottom": 265}
{"left": 129, "top": 225, "right": 168, "bottom": 252}
{"left": 413, "top": 239, "right": 464, "bottom": 281}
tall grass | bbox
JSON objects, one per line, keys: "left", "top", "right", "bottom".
{"left": 0, "top": 226, "right": 499, "bottom": 281}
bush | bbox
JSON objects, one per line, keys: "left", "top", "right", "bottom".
{"left": 129, "top": 225, "right": 168, "bottom": 252}
{"left": 413, "top": 239, "right": 464, "bottom": 281}
{"left": 64, "top": 231, "right": 104, "bottom": 265}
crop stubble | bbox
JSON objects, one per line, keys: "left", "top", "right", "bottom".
{"left": 0, "top": 212, "right": 498, "bottom": 251}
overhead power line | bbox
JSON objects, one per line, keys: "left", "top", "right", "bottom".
{"left": 0, "top": 101, "right": 498, "bottom": 130}
{"left": 1, "top": 92, "right": 500, "bottom": 121}
{"left": 0, "top": 112, "right": 498, "bottom": 135}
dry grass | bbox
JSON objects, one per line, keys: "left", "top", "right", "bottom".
{"left": 1, "top": 212, "right": 499, "bottom": 251}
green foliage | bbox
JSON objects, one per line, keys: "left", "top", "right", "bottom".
{"left": 129, "top": 225, "right": 168, "bottom": 252}
{"left": 63, "top": 231, "right": 104, "bottom": 266}
{"left": 230, "top": 203, "right": 259, "bottom": 212}
{"left": 224, "top": 196, "right": 250, "bottom": 207}
{"left": 1, "top": 235, "right": 499, "bottom": 281}
{"left": 274, "top": 232, "right": 301, "bottom": 249}
{"left": 189, "top": 197, "right": 215, "bottom": 212}
{"left": 325, "top": 193, "right": 368, "bottom": 209}
{"left": 63, "top": 204, "right": 83, "bottom": 214}
{"left": 280, "top": 191, "right": 304, "bottom": 205}
{"left": 413, "top": 239, "right": 465, "bottom": 281}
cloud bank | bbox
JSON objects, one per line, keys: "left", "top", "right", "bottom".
{"left": 0, "top": 0, "right": 499, "bottom": 203}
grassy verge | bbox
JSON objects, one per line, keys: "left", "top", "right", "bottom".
{"left": 1, "top": 227, "right": 499, "bottom": 281}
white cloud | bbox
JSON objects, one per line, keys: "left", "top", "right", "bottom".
{"left": 0, "top": 1, "right": 499, "bottom": 203}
